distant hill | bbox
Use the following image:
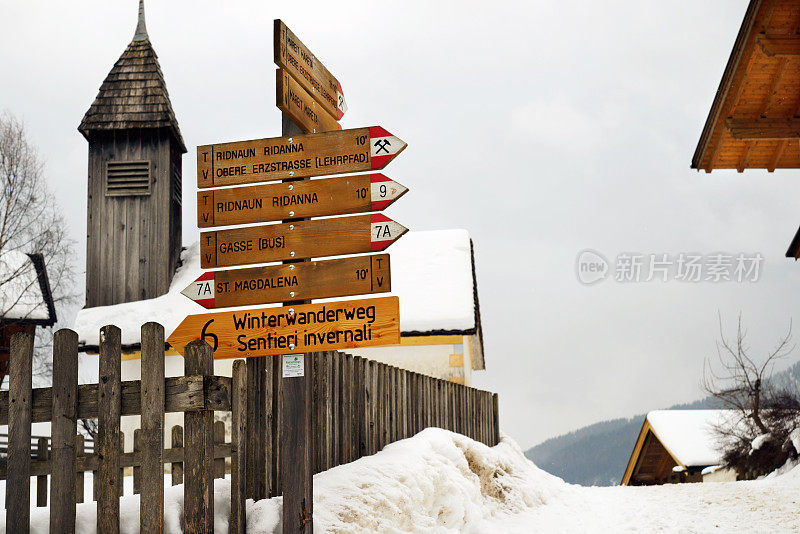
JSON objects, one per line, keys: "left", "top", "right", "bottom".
{"left": 525, "top": 361, "right": 800, "bottom": 486}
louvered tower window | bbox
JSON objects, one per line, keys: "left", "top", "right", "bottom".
{"left": 106, "top": 161, "right": 151, "bottom": 196}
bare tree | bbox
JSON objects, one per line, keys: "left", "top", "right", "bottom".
{"left": 703, "top": 313, "right": 800, "bottom": 478}
{"left": 0, "top": 112, "right": 78, "bottom": 382}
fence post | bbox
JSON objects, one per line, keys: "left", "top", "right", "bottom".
{"left": 76, "top": 434, "right": 85, "bottom": 503}
{"left": 37, "top": 437, "right": 49, "bottom": 507}
{"left": 230, "top": 360, "right": 247, "bottom": 534}
{"left": 140, "top": 321, "right": 165, "bottom": 532}
{"left": 183, "top": 340, "right": 215, "bottom": 534}
{"left": 97, "top": 325, "right": 122, "bottom": 534}
{"left": 50, "top": 328, "right": 79, "bottom": 534}
{"left": 7, "top": 331, "right": 33, "bottom": 533}
{"left": 171, "top": 425, "right": 183, "bottom": 486}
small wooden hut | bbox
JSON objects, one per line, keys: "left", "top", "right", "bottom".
{"left": 78, "top": 0, "right": 185, "bottom": 307}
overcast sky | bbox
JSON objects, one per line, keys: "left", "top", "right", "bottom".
{"left": 3, "top": 0, "right": 800, "bottom": 449}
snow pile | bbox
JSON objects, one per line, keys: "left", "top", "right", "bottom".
{"left": 750, "top": 433, "right": 770, "bottom": 452}
{"left": 251, "top": 428, "right": 563, "bottom": 532}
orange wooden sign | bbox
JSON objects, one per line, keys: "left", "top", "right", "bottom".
{"left": 197, "top": 174, "right": 408, "bottom": 228}
{"left": 196, "top": 126, "right": 406, "bottom": 189}
{"left": 200, "top": 214, "right": 407, "bottom": 269}
{"left": 277, "top": 69, "right": 340, "bottom": 134}
{"left": 166, "top": 296, "right": 400, "bottom": 359}
{"left": 181, "top": 254, "right": 390, "bottom": 309}
{"left": 274, "top": 19, "right": 347, "bottom": 120}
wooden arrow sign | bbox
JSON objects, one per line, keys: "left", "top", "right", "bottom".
{"left": 197, "top": 174, "right": 408, "bottom": 228}
{"left": 200, "top": 214, "right": 407, "bottom": 269}
{"left": 181, "top": 254, "right": 391, "bottom": 308}
{"left": 196, "top": 126, "right": 407, "bottom": 189}
{"left": 166, "top": 296, "right": 400, "bottom": 359}
{"left": 274, "top": 19, "right": 347, "bottom": 120}
{"left": 277, "top": 69, "right": 340, "bottom": 134}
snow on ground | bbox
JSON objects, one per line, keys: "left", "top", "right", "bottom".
{"left": 3, "top": 428, "right": 800, "bottom": 533}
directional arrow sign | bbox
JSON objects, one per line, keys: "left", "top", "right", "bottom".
{"left": 182, "top": 254, "right": 391, "bottom": 308}
{"left": 196, "top": 127, "right": 407, "bottom": 189}
{"left": 274, "top": 19, "right": 347, "bottom": 120}
{"left": 200, "top": 214, "right": 407, "bottom": 269}
{"left": 166, "top": 296, "right": 400, "bottom": 359}
{"left": 277, "top": 68, "right": 340, "bottom": 134}
{"left": 197, "top": 174, "right": 408, "bottom": 228}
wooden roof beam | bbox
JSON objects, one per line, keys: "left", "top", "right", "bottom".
{"left": 757, "top": 34, "right": 800, "bottom": 56}
{"left": 726, "top": 118, "right": 800, "bottom": 139}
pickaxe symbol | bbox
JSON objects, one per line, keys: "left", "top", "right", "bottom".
{"left": 374, "top": 139, "right": 391, "bottom": 154}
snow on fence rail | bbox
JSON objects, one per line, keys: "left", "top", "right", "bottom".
{"left": 1, "top": 322, "right": 499, "bottom": 533}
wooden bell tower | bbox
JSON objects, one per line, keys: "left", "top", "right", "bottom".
{"left": 78, "top": 1, "right": 185, "bottom": 307}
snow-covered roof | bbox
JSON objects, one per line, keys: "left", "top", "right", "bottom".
{"left": 0, "top": 251, "right": 56, "bottom": 324}
{"left": 646, "top": 410, "right": 732, "bottom": 467}
{"left": 75, "top": 230, "right": 483, "bottom": 351}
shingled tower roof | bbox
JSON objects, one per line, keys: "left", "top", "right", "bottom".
{"left": 78, "top": 1, "right": 186, "bottom": 152}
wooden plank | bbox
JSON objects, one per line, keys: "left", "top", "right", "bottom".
{"left": 36, "top": 437, "right": 48, "bottom": 507}
{"left": 168, "top": 296, "right": 401, "bottom": 359}
{"left": 183, "top": 340, "right": 215, "bottom": 534}
{"left": 7, "top": 331, "right": 33, "bottom": 533}
{"left": 133, "top": 429, "right": 141, "bottom": 494}
{"left": 171, "top": 426, "right": 183, "bottom": 486}
{"left": 230, "top": 360, "right": 247, "bottom": 534}
{"left": 757, "top": 34, "right": 800, "bottom": 56}
{"left": 97, "top": 326, "right": 121, "bottom": 534}
{"left": 277, "top": 68, "right": 341, "bottom": 134}
{"left": 245, "top": 357, "right": 261, "bottom": 500}
{"left": 726, "top": 118, "right": 800, "bottom": 139}
{"left": 51, "top": 329, "right": 79, "bottom": 534}
{"left": 182, "top": 254, "right": 391, "bottom": 309}
{"left": 264, "top": 357, "right": 276, "bottom": 499}
{"left": 76, "top": 435, "right": 85, "bottom": 503}
{"left": 196, "top": 126, "right": 406, "bottom": 188}
{"left": 271, "top": 354, "right": 282, "bottom": 497}
{"left": 214, "top": 421, "right": 226, "bottom": 478}
{"left": 0, "top": 375, "right": 231, "bottom": 425}
{"left": 197, "top": 174, "right": 406, "bottom": 229}
{"left": 140, "top": 322, "right": 165, "bottom": 532}
{"left": 492, "top": 393, "right": 500, "bottom": 446}
{"left": 332, "top": 352, "right": 341, "bottom": 462}
{"left": 325, "top": 352, "right": 334, "bottom": 468}
{"left": 273, "top": 19, "right": 347, "bottom": 119}
{"left": 199, "top": 214, "right": 407, "bottom": 268}
{"left": 312, "top": 354, "right": 322, "bottom": 473}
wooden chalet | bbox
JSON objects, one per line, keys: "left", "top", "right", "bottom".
{"left": 78, "top": 0, "right": 185, "bottom": 307}
{"left": 691, "top": 0, "right": 800, "bottom": 257}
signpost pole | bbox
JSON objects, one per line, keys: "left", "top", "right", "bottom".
{"left": 280, "top": 113, "right": 314, "bottom": 532}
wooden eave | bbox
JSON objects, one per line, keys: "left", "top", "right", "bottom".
{"left": 692, "top": 0, "right": 800, "bottom": 172}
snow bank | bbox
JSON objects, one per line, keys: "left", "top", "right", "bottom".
{"left": 251, "top": 428, "right": 563, "bottom": 533}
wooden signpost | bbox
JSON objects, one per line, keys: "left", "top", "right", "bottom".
{"left": 176, "top": 18, "right": 410, "bottom": 533}
{"left": 196, "top": 126, "right": 407, "bottom": 188}
{"left": 274, "top": 19, "right": 347, "bottom": 120}
{"left": 199, "top": 214, "right": 407, "bottom": 268}
{"left": 277, "top": 68, "right": 341, "bottom": 134}
{"left": 166, "top": 296, "right": 400, "bottom": 359}
{"left": 197, "top": 173, "right": 408, "bottom": 228}
{"left": 181, "top": 254, "right": 391, "bottom": 308}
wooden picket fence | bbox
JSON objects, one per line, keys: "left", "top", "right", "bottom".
{"left": 0, "top": 323, "right": 499, "bottom": 533}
